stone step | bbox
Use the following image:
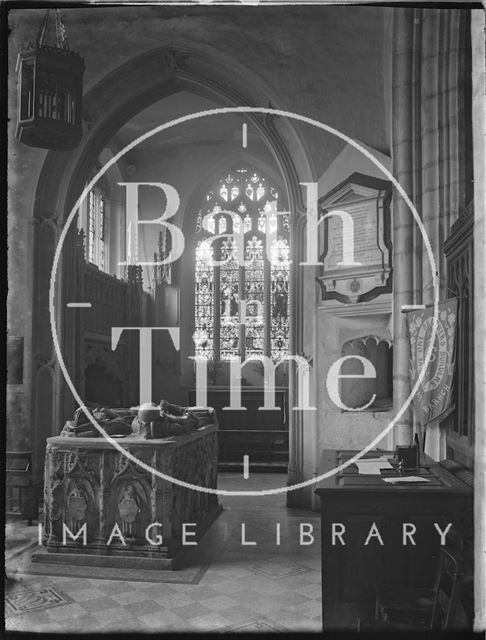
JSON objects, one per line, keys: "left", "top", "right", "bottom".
{"left": 31, "top": 548, "right": 175, "bottom": 570}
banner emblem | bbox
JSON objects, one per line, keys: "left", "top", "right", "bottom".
{"left": 407, "top": 299, "right": 457, "bottom": 425}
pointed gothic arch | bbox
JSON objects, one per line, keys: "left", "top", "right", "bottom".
{"left": 30, "top": 45, "right": 312, "bottom": 496}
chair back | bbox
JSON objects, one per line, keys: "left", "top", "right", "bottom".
{"left": 430, "top": 547, "right": 462, "bottom": 629}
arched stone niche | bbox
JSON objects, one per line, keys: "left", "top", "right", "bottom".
{"left": 313, "top": 295, "right": 394, "bottom": 456}
{"left": 341, "top": 335, "right": 392, "bottom": 411}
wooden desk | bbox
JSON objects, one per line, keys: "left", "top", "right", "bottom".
{"left": 315, "top": 449, "right": 472, "bottom": 630}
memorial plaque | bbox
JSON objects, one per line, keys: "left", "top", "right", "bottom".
{"left": 318, "top": 173, "right": 392, "bottom": 303}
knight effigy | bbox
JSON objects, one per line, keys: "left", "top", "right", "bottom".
{"left": 60, "top": 400, "right": 216, "bottom": 439}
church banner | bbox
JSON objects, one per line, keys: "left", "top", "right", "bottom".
{"left": 406, "top": 298, "right": 458, "bottom": 426}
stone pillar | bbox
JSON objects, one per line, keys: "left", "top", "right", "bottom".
{"left": 60, "top": 223, "right": 82, "bottom": 425}
{"left": 419, "top": 9, "right": 471, "bottom": 460}
{"left": 471, "top": 10, "right": 486, "bottom": 632}
{"left": 391, "top": 8, "right": 415, "bottom": 446}
{"left": 420, "top": 10, "right": 448, "bottom": 459}
{"left": 286, "top": 206, "right": 305, "bottom": 507}
{"left": 31, "top": 211, "right": 62, "bottom": 482}
{"left": 109, "top": 198, "right": 125, "bottom": 278}
{"left": 392, "top": 9, "right": 470, "bottom": 454}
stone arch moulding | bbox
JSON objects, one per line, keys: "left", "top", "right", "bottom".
{"left": 31, "top": 44, "right": 313, "bottom": 487}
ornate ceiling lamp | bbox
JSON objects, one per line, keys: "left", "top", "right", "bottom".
{"left": 15, "top": 9, "right": 85, "bottom": 150}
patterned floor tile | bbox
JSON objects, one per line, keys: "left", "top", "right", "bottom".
{"left": 246, "top": 597, "right": 290, "bottom": 616}
{"left": 110, "top": 589, "right": 153, "bottom": 605}
{"left": 4, "top": 609, "right": 53, "bottom": 625}
{"left": 267, "top": 603, "right": 321, "bottom": 624}
{"left": 44, "top": 602, "right": 87, "bottom": 620}
{"left": 137, "top": 610, "right": 184, "bottom": 629}
{"left": 68, "top": 587, "right": 108, "bottom": 602}
{"left": 292, "top": 582, "right": 322, "bottom": 599}
{"left": 214, "top": 604, "right": 261, "bottom": 624}
{"left": 197, "top": 594, "right": 239, "bottom": 612}
{"left": 219, "top": 618, "right": 289, "bottom": 633}
{"left": 124, "top": 599, "right": 162, "bottom": 617}
{"left": 250, "top": 559, "right": 311, "bottom": 579}
{"left": 6, "top": 617, "right": 65, "bottom": 633}
{"left": 201, "top": 577, "right": 249, "bottom": 594}
{"left": 171, "top": 601, "right": 213, "bottom": 620}
{"left": 151, "top": 591, "right": 195, "bottom": 608}
{"left": 5, "top": 474, "right": 325, "bottom": 634}
{"left": 47, "top": 578, "right": 96, "bottom": 592}
{"left": 186, "top": 613, "right": 232, "bottom": 631}
{"left": 69, "top": 595, "right": 119, "bottom": 613}
{"left": 186, "top": 585, "right": 221, "bottom": 600}
{"left": 237, "top": 575, "right": 289, "bottom": 594}
{"left": 265, "top": 590, "right": 309, "bottom": 608}
{"left": 5, "top": 586, "right": 74, "bottom": 614}
{"left": 92, "top": 606, "right": 137, "bottom": 625}
{"left": 94, "top": 580, "right": 136, "bottom": 595}
{"left": 103, "top": 619, "right": 140, "bottom": 633}
{"left": 55, "top": 614, "right": 111, "bottom": 633}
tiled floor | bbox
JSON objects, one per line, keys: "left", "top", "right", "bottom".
{"left": 5, "top": 473, "right": 323, "bottom": 633}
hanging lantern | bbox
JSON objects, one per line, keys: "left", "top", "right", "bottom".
{"left": 15, "top": 9, "right": 85, "bottom": 150}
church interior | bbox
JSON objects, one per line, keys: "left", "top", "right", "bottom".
{"left": 5, "top": 2, "right": 485, "bottom": 634}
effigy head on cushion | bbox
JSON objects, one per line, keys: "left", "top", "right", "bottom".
{"left": 138, "top": 402, "right": 161, "bottom": 423}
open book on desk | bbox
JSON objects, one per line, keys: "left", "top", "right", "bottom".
{"left": 382, "top": 475, "right": 430, "bottom": 483}
{"left": 354, "top": 456, "right": 393, "bottom": 475}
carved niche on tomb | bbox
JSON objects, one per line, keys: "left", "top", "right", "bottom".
{"left": 66, "top": 482, "right": 89, "bottom": 529}
{"left": 44, "top": 448, "right": 101, "bottom": 547}
{"left": 317, "top": 173, "right": 392, "bottom": 304}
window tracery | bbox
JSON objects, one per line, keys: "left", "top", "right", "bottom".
{"left": 194, "top": 167, "right": 290, "bottom": 361}
{"left": 79, "top": 181, "right": 108, "bottom": 272}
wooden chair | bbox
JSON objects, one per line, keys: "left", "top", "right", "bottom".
{"left": 374, "top": 547, "right": 463, "bottom": 630}
{"left": 6, "top": 451, "right": 38, "bottom": 525}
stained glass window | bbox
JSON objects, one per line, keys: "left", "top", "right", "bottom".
{"left": 82, "top": 184, "right": 108, "bottom": 272}
{"left": 194, "top": 240, "right": 214, "bottom": 359}
{"left": 245, "top": 236, "right": 265, "bottom": 355}
{"left": 194, "top": 166, "right": 290, "bottom": 361}
{"left": 220, "top": 238, "right": 240, "bottom": 359}
{"left": 99, "top": 193, "right": 105, "bottom": 271}
{"left": 88, "top": 189, "right": 95, "bottom": 263}
{"left": 270, "top": 237, "right": 290, "bottom": 360}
